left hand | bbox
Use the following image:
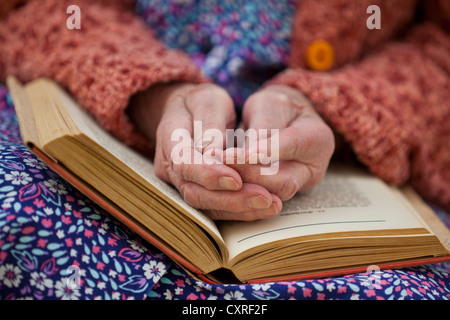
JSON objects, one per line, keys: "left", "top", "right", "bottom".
{"left": 224, "top": 85, "right": 335, "bottom": 205}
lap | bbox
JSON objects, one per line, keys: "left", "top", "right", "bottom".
{"left": 1, "top": 84, "right": 449, "bottom": 300}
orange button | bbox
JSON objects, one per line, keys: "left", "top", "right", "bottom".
{"left": 306, "top": 40, "right": 334, "bottom": 71}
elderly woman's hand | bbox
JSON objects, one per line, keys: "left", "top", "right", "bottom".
{"left": 225, "top": 85, "right": 335, "bottom": 207}
{"left": 128, "top": 82, "right": 282, "bottom": 221}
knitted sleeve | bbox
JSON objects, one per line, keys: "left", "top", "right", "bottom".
{"left": 0, "top": 0, "right": 134, "bottom": 19}
{"left": 0, "top": 0, "right": 207, "bottom": 155}
{"left": 289, "top": 0, "right": 418, "bottom": 70}
{"left": 268, "top": 24, "right": 450, "bottom": 210}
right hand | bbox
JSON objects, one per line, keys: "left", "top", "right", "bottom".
{"left": 128, "top": 82, "right": 282, "bottom": 221}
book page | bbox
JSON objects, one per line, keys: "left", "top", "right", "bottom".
{"left": 218, "top": 165, "right": 428, "bottom": 260}
{"left": 55, "top": 86, "right": 223, "bottom": 243}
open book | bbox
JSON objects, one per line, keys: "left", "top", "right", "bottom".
{"left": 7, "top": 77, "right": 450, "bottom": 284}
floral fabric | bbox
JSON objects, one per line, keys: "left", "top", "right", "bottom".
{"left": 0, "top": 83, "right": 449, "bottom": 300}
{"left": 0, "top": 85, "right": 173, "bottom": 299}
{"left": 135, "top": 0, "right": 298, "bottom": 107}
{"left": 148, "top": 262, "right": 450, "bottom": 301}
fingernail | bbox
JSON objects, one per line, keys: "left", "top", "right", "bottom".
{"left": 247, "top": 195, "right": 271, "bottom": 209}
{"left": 219, "top": 177, "right": 240, "bottom": 191}
{"left": 271, "top": 203, "right": 280, "bottom": 216}
{"left": 257, "top": 204, "right": 279, "bottom": 218}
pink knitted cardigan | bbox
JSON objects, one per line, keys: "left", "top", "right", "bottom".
{"left": 0, "top": 0, "right": 208, "bottom": 155}
{"left": 0, "top": 0, "right": 449, "bottom": 210}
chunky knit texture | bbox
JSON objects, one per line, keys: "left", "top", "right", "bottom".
{"left": 289, "top": 0, "right": 419, "bottom": 69}
{"left": 270, "top": 23, "right": 450, "bottom": 210}
{"left": 0, "top": 0, "right": 207, "bottom": 156}
{"left": 0, "top": 0, "right": 449, "bottom": 210}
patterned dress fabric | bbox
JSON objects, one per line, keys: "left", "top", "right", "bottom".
{"left": 0, "top": 84, "right": 449, "bottom": 300}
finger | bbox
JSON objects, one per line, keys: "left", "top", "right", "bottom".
{"left": 241, "top": 123, "right": 332, "bottom": 196}
{"left": 247, "top": 115, "right": 334, "bottom": 164}
{"left": 185, "top": 84, "right": 236, "bottom": 156}
{"left": 159, "top": 97, "right": 243, "bottom": 191}
{"left": 154, "top": 95, "right": 193, "bottom": 182}
{"left": 173, "top": 159, "right": 243, "bottom": 191}
{"left": 178, "top": 181, "right": 276, "bottom": 213}
{"left": 226, "top": 160, "right": 313, "bottom": 201}
{"left": 206, "top": 195, "right": 282, "bottom": 221}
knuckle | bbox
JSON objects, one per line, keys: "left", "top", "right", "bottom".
{"left": 187, "top": 84, "right": 234, "bottom": 119}
{"left": 315, "top": 123, "right": 335, "bottom": 160}
{"left": 206, "top": 210, "right": 222, "bottom": 220}
{"left": 301, "top": 167, "right": 326, "bottom": 192}
{"left": 277, "top": 177, "right": 299, "bottom": 201}
{"left": 243, "top": 91, "right": 264, "bottom": 112}
{"left": 199, "top": 167, "right": 218, "bottom": 189}
{"left": 283, "top": 126, "right": 300, "bottom": 139}
{"left": 203, "top": 168, "right": 218, "bottom": 184}
{"left": 314, "top": 170, "right": 327, "bottom": 186}
{"left": 179, "top": 184, "right": 199, "bottom": 208}
{"left": 191, "top": 84, "right": 229, "bottom": 101}
{"left": 253, "top": 89, "right": 291, "bottom": 108}
{"left": 250, "top": 90, "right": 269, "bottom": 105}
{"left": 154, "top": 162, "right": 166, "bottom": 181}
{"left": 307, "top": 170, "right": 326, "bottom": 191}
{"left": 153, "top": 150, "right": 170, "bottom": 182}
{"left": 174, "top": 162, "right": 192, "bottom": 180}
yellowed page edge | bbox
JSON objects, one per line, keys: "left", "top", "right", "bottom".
{"left": 219, "top": 166, "right": 429, "bottom": 260}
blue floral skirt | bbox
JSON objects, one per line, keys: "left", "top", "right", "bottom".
{"left": 0, "top": 84, "right": 449, "bottom": 300}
